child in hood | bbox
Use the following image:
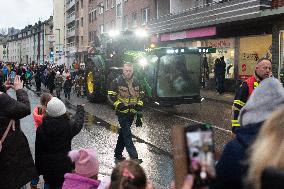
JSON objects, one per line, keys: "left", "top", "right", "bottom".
{"left": 62, "top": 148, "right": 101, "bottom": 189}
{"left": 32, "top": 93, "right": 52, "bottom": 129}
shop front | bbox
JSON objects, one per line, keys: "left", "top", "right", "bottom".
{"left": 238, "top": 34, "right": 272, "bottom": 80}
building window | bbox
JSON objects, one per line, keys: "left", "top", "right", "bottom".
{"left": 132, "top": 12, "right": 137, "bottom": 27}
{"left": 89, "top": 9, "right": 97, "bottom": 22}
{"left": 89, "top": 32, "right": 91, "bottom": 42}
{"left": 89, "top": 13, "right": 92, "bottom": 23}
{"left": 123, "top": 15, "right": 128, "bottom": 29}
{"left": 92, "top": 10, "right": 97, "bottom": 21}
{"left": 142, "top": 8, "right": 150, "bottom": 24}
{"left": 81, "top": 0, "right": 83, "bottom": 9}
{"left": 81, "top": 36, "right": 83, "bottom": 45}
{"left": 106, "top": 0, "right": 110, "bottom": 10}
{"left": 81, "top": 17, "right": 83, "bottom": 27}
{"left": 117, "top": 3, "right": 122, "bottom": 17}
{"left": 76, "top": 2, "right": 79, "bottom": 11}
{"left": 98, "top": 2, "right": 104, "bottom": 14}
{"left": 76, "top": 20, "right": 79, "bottom": 28}
{"left": 100, "top": 25, "right": 104, "bottom": 34}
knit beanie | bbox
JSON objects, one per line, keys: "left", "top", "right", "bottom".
{"left": 46, "top": 97, "right": 66, "bottom": 117}
{"left": 68, "top": 149, "right": 99, "bottom": 178}
{"left": 239, "top": 77, "right": 284, "bottom": 126}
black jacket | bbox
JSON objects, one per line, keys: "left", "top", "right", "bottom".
{"left": 210, "top": 122, "right": 262, "bottom": 189}
{"left": 0, "top": 90, "right": 37, "bottom": 189}
{"left": 35, "top": 105, "right": 84, "bottom": 187}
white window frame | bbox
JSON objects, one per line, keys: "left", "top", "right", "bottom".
{"left": 141, "top": 8, "right": 150, "bottom": 24}
{"left": 117, "top": 3, "right": 122, "bottom": 18}
{"left": 111, "top": 0, "right": 115, "bottom": 8}
{"left": 98, "top": 2, "right": 104, "bottom": 14}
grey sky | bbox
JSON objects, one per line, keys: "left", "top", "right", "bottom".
{"left": 0, "top": 0, "right": 53, "bottom": 30}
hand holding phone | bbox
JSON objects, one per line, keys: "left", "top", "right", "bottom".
{"left": 171, "top": 124, "right": 216, "bottom": 189}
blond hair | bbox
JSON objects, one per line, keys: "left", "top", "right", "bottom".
{"left": 247, "top": 105, "right": 284, "bottom": 189}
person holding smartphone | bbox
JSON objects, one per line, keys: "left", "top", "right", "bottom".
{"left": 212, "top": 77, "right": 284, "bottom": 189}
{"left": 0, "top": 75, "right": 38, "bottom": 189}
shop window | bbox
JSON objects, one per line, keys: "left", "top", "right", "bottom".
{"left": 238, "top": 35, "right": 272, "bottom": 80}
{"left": 199, "top": 38, "right": 236, "bottom": 79}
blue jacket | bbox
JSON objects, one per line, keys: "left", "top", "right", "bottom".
{"left": 210, "top": 122, "right": 263, "bottom": 189}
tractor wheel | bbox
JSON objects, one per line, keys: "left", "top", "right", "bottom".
{"left": 85, "top": 59, "right": 106, "bottom": 103}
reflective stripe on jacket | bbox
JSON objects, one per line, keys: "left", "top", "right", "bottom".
{"left": 108, "top": 75, "right": 143, "bottom": 114}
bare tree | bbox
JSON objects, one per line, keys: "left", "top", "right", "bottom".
{"left": 0, "top": 28, "right": 8, "bottom": 35}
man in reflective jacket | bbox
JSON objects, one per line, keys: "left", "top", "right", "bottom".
{"left": 108, "top": 63, "right": 143, "bottom": 164}
{"left": 231, "top": 58, "right": 272, "bottom": 133}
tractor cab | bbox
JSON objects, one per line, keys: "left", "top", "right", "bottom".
{"left": 135, "top": 47, "right": 202, "bottom": 106}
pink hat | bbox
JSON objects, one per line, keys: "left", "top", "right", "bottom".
{"left": 68, "top": 149, "right": 99, "bottom": 178}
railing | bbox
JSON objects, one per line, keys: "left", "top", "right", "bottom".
{"left": 148, "top": 0, "right": 271, "bottom": 34}
{"left": 66, "top": 0, "right": 75, "bottom": 11}
{"left": 66, "top": 28, "right": 76, "bottom": 38}
{"left": 66, "top": 12, "right": 75, "bottom": 25}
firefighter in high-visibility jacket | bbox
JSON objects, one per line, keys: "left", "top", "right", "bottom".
{"left": 232, "top": 58, "right": 272, "bottom": 133}
{"left": 108, "top": 63, "right": 143, "bottom": 164}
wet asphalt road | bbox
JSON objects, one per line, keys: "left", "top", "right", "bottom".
{"left": 10, "top": 87, "right": 232, "bottom": 189}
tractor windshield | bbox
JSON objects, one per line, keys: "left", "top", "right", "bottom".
{"left": 157, "top": 54, "right": 200, "bottom": 97}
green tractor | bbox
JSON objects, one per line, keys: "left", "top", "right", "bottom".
{"left": 85, "top": 46, "right": 203, "bottom": 106}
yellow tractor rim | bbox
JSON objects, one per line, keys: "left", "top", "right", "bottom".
{"left": 87, "top": 71, "right": 94, "bottom": 94}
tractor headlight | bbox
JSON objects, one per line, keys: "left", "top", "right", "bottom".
{"left": 138, "top": 58, "right": 148, "bottom": 68}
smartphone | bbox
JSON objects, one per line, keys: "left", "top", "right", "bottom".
{"left": 185, "top": 124, "right": 215, "bottom": 188}
{"left": 171, "top": 124, "right": 215, "bottom": 189}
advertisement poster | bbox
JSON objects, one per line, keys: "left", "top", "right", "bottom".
{"left": 239, "top": 35, "right": 272, "bottom": 80}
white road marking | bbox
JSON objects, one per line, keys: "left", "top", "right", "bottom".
{"left": 148, "top": 107, "right": 232, "bottom": 133}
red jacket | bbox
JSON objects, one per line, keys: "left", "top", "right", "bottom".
{"left": 33, "top": 106, "right": 45, "bottom": 129}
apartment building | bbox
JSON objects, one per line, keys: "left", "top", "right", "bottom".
{"left": 65, "top": 0, "right": 77, "bottom": 66}
{"left": 53, "top": 0, "right": 65, "bottom": 65}
{"left": 87, "top": 0, "right": 156, "bottom": 49}
{"left": 75, "top": 0, "right": 89, "bottom": 63}
{"left": 6, "top": 17, "right": 53, "bottom": 64}
{"left": 0, "top": 45, "right": 4, "bottom": 62}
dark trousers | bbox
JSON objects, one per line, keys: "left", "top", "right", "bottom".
{"left": 65, "top": 92, "right": 70, "bottom": 100}
{"left": 216, "top": 74, "right": 225, "bottom": 94}
{"left": 114, "top": 114, "right": 138, "bottom": 159}
{"left": 36, "top": 81, "right": 41, "bottom": 91}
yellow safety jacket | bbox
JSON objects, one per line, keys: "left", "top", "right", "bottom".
{"left": 108, "top": 75, "right": 143, "bottom": 115}
{"left": 231, "top": 75, "right": 259, "bottom": 133}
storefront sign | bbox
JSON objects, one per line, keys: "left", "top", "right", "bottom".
{"left": 238, "top": 35, "right": 272, "bottom": 80}
{"left": 160, "top": 27, "right": 216, "bottom": 42}
{"left": 206, "top": 38, "right": 234, "bottom": 49}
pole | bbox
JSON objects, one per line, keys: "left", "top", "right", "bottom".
{"left": 59, "top": 29, "right": 61, "bottom": 65}
{"left": 56, "top": 28, "right": 61, "bottom": 65}
{"left": 121, "top": 0, "right": 124, "bottom": 30}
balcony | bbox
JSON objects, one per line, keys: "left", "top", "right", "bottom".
{"left": 148, "top": 0, "right": 272, "bottom": 34}
{"left": 66, "top": 28, "right": 76, "bottom": 38}
{"left": 66, "top": 0, "right": 75, "bottom": 11}
{"left": 66, "top": 12, "right": 75, "bottom": 25}
{"left": 66, "top": 42, "right": 76, "bottom": 53}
